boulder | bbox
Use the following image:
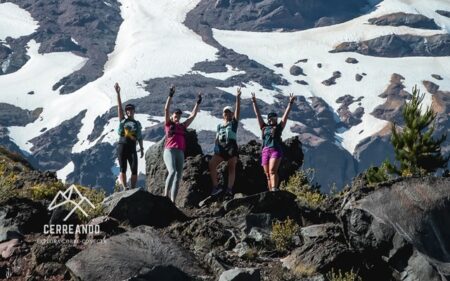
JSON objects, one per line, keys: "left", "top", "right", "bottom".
{"left": 219, "top": 268, "right": 261, "bottom": 281}
{"left": 289, "top": 65, "right": 305, "bottom": 76}
{"left": 341, "top": 177, "right": 450, "bottom": 280}
{"left": 0, "top": 197, "right": 48, "bottom": 242}
{"left": 146, "top": 132, "right": 303, "bottom": 207}
{"left": 368, "top": 12, "right": 440, "bottom": 30}
{"left": 145, "top": 129, "right": 203, "bottom": 198}
{"left": 66, "top": 226, "right": 206, "bottom": 281}
{"left": 223, "top": 191, "right": 302, "bottom": 224}
{"left": 102, "top": 189, "right": 187, "bottom": 227}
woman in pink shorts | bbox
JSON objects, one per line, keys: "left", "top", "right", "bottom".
{"left": 251, "top": 92, "right": 296, "bottom": 191}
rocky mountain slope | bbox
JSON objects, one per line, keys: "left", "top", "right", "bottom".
{"left": 0, "top": 0, "right": 449, "bottom": 192}
{"left": 0, "top": 146, "right": 449, "bottom": 281}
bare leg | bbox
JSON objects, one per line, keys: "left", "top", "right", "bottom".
{"left": 269, "top": 158, "right": 282, "bottom": 190}
{"left": 227, "top": 156, "right": 238, "bottom": 190}
{"left": 262, "top": 164, "right": 271, "bottom": 191}
{"left": 119, "top": 172, "right": 127, "bottom": 190}
{"left": 209, "top": 154, "right": 224, "bottom": 188}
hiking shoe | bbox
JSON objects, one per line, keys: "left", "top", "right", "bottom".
{"left": 224, "top": 188, "right": 233, "bottom": 198}
{"left": 211, "top": 187, "right": 223, "bottom": 196}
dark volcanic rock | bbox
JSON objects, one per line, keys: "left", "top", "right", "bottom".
{"left": 432, "top": 74, "right": 443, "bottom": 80}
{"left": 368, "top": 12, "right": 440, "bottom": 29}
{"left": 283, "top": 232, "right": 355, "bottom": 274}
{"left": 0, "top": 103, "right": 42, "bottom": 127}
{"left": 29, "top": 110, "right": 87, "bottom": 171}
{"left": 66, "top": 225, "right": 206, "bottom": 281}
{"left": 222, "top": 191, "right": 302, "bottom": 223}
{"left": 335, "top": 95, "right": 364, "bottom": 127}
{"left": 186, "top": 0, "right": 378, "bottom": 32}
{"left": 371, "top": 73, "right": 411, "bottom": 124}
{"left": 436, "top": 10, "right": 450, "bottom": 18}
{"left": 0, "top": 198, "right": 48, "bottom": 242}
{"left": 331, "top": 34, "right": 450, "bottom": 57}
{"left": 341, "top": 177, "right": 450, "bottom": 280}
{"left": 289, "top": 65, "right": 305, "bottom": 76}
{"left": 322, "top": 71, "right": 341, "bottom": 86}
{"left": 295, "top": 80, "right": 309, "bottom": 85}
{"left": 7, "top": 0, "right": 123, "bottom": 94}
{"left": 345, "top": 57, "right": 359, "bottom": 64}
{"left": 103, "top": 189, "right": 187, "bottom": 227}
{"left": 146, "top": 129, "right": 303, "bottom": 206}
{"left": 66, "top": 142, "right": 116, "bottom": 192}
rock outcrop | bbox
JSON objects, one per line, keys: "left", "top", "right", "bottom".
{"left": 146, "top": 129, "right": 303, "bottom": 207}
{"left": 185, "top": 0, "right": 379, "bottom": 32}
{"left": 331, "top": 34, "right": 450, "bottom": 57}
{"left": 66, "top": 226, "right": 207, "bottom": 281}
{"left": 368, "top": 12, "right": 440, "bottom": 29}
{"left": 103, "top": 189, "right": 187, "bottom": 227}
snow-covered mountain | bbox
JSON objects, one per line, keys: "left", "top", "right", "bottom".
{"left": 0, "top": 0, "right": 449, "bottom": 192}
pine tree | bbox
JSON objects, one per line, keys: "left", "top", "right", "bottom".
{"left": 388, "top": 86, "right": 448, "bottom": 176}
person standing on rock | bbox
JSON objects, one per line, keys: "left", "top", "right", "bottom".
{"left": 115, "top": 82, "right": 144, "bottom": 190}
{"left": 251, "top": 92, "right": 296, "bottom": 191}
{"left": 164, "top": 85, "right": 202, "bottom": 203}
{"left": 209, "top": 87, "right": 242, "bottom": 198}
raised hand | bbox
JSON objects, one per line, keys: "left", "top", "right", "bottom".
{"left": 169, "top": 85, "right": 176, "bottom": 97}
{"left": 197, "top": 93, "right": 203, "bottom": 104}
{"left": 251, "top": 92, "right": 256, "bottom": 103}
{"left": 289, "top": 93, "right": 296, "bottom": 104}
{"left": 236, "top": 87, "right": 242, "bottom": 98}
{"left": 114, "top": 82, "right": 121, "bottom": 94}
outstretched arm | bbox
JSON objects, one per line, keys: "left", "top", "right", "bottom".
{"left": 281, "top": 93, "right": 296, "bottom": 129}
{"left": 234, "top": 87, "right": 241, "bottom": 121}
{"left": 164, "top": 85, "right": 175, "bottom": 124}
{"left": 184, "top": 93, "right": 202, "bottom": 128}
{"left": 251, "top": 92, "right": 264, "bottom": 129}
{"left": 115, "top": 83, "right": 124, "bottom": 120}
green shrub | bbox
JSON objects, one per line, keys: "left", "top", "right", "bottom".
{"left": 29, "top": 181, "right": 66, "bottom": 201}
{"left": 281, "top": 169, "right": 325, "bottom": 208}
{"left": 389, "top": 85, "right": 448, "bottom": 176}
{"left": 364, "top": 160, "right": 391, "bottom": 185}
{"left": 74, "top": 185, "right": 106, "bottom": 222}
{"left": 271, "top": 217, "right": 300, "bottom": 252}
{"left": 326, "top": 269, "right": 362, "bottom": 281}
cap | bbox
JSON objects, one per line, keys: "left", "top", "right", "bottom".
{"left": 125, "top": 104, "right": 135, "bottom": 110}
{"left": 267, "top": 112, "right": 278, "bottom": 119}
{"left": 223, "top": 106, "right": 234, "bottom": 113}
{"left": 173, "top": 109, "right": 182, "bottom": 115}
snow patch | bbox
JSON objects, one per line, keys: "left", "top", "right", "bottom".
{"left": 0, "top": 3, "right": 38, "bottom": 40}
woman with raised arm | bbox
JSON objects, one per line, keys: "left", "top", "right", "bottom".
{"left": 115, "top": 82, "right": 144, "bottom": 191}
{"left": 163, "top": 85, "right": 202, "bottom": 203}
{"left": 209, "top": 87, "right": 241, "bottom": 198}
{"left": 251, "top": 92, "right": 296, "bottom": 191}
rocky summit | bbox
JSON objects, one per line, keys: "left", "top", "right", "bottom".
{"left": 0, "top": 146, "right": 449, "bottom": 281}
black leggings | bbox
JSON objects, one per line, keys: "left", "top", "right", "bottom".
{"left": 117, "top": 144, "right": 138, "bottom": 175}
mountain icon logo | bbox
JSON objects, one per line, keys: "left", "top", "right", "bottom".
{"left": 48, "top": 184, "right": 95, "bottom": 221}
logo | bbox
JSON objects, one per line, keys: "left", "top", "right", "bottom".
{"left": 48, "top": 184, "right": 95, "bottom": 221}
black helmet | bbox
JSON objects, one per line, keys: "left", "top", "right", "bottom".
{"left": 267, "top": 112, "right": 278, "bottom": 119}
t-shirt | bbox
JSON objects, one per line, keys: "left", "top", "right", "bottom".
{"left": 118, "top": 118, "right": 142, "bottom": 147}
{"left": 262, "top": 123, "right": 283, "bottom": 149}
{"left": 165, "top": 122, "right": 186, "bottom": 151}
{"left": 216, "top": 118, "right": 238, "bottom": 145}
